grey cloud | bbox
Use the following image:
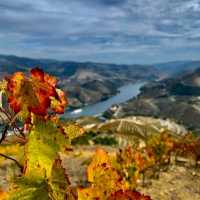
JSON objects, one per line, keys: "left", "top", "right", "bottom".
{"left": 0, "top": 0, "right": 199, "bottom": 63}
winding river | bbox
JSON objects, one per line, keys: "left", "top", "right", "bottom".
{"left": 64, "top": 82, "right": 145, "bottom": 118}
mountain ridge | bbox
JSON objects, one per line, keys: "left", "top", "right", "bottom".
{"left": 1, "top": 54, "right": 200, "bottom": 110}
{"left": 0, "top": 54, "right": 158, "bottom": 109}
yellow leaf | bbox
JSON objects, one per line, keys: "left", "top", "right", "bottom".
{"left": 87, "top": 148, "right": 111, "bottom": 182}
{"left": 61, "top": 123, "right": 84, "bottom": 142}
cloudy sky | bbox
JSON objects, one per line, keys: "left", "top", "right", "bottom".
{"left": 0, "top": 0, "right": 200, "bottom": 64}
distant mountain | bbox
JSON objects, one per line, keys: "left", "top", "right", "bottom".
{"left": 1, "top": 54, "right": 200, "bottom": 110}
{"left": 0, "top": 54, "right": 159, "bottom": 77}
{"left": 155, "top": 60, "right": 200, "bottom": 77}
{"left": 1, "top": 55, "right": 200, "bottom": 78}
{"left": 0, "top": 54, "right": 158, "bottom": 108}
{"left": 106, "top": 67, "right": 200, "bottom": 133}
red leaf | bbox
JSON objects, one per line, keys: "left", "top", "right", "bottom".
{"left": 30, "top": 68, "right": 44, "bottom": 81}
{"left": 6, "top": 68, "right": 67, "bottom": 117}
{"left": 108, "top": 190, "right": 152, "bottom": 200}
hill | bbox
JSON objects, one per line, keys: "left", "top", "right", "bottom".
{"left": 1, "top": 54, "right": 200, "bottom": 110}
{"left": 0, "top": 54, "right": 159, "bottom": 109}
{"left": 105, "top": 67, "right": 200, "bottom": 133}
{"left": 155, "top": 60, "right": 200, "bottom": 78}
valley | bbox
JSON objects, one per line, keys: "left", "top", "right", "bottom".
{"left": 1, "top": 54, "right": 200, "bottom": 133}
{"left": 0, "top": 55, "right": 158, "bottom": 109}
{"left": 1, "top": 58, "right": 200, "bottom": 200}
{"left": 105, "top": 67, "right": 200, "bottom": 133}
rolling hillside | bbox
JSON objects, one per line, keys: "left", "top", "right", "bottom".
{"left": 1, "top": 54, "right": 200, "bottom": 110}
{"left": 106, "top": 67, "right": 200, "bottom": 133}
{"left": 0, "top": 54, "right": 158, "bottom": 109}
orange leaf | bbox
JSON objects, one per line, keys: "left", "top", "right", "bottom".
{"left": 0, "top": 189, "right": 8, "bottom": 200}
{"left": 50, "top": 89, "right": 67, "bottom": 114}
{"left": 6, "top": 68, "right": 67, "bottom": 117}
{"left": 87, "top": 148, "right": 111, "bottom": 182}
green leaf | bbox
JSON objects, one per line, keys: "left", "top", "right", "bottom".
{"left": 60, "top": 123, "right": 84, "bottom": 143}
{"left": 8, "top": 177, "right": 50, "bottom": 200}
{"left": 48, "top": 157, "right": 75, "bottom": 200}
{"left": 24, "top": 119, "right": 69, "bottom": 179}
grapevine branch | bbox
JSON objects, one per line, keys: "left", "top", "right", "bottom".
{"left": 0, "top": 112, "right": 26, "bottom": 144}
{"left": 0, "top": 124, "right": 9, "bottom": 144}
{"left": 0, "top": 153, "right": 23, "bottom": 172}
{"left": 0, "top": 114, "right": 24, "bottom": 172}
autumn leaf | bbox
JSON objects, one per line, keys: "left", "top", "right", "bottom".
{"left": 8, "top": 177, "right": 50, "bottom": 200}
{"left": 60, "top": 123, "right": 84, "bottom": 143}
{"left": 50, "top": 89, "right": 67, "bottom": 114}
{"left": 78, "top": 187, "right": 97, "bottom": 200}
{"left": 87, "top": 148, "right": 111, "bottom": 183}
{"left": 48, "top": 157, "right": 74, "bottom": 200}
{"left": 79, "top": 163, "right": 128, "bottom": 200}
{"left": 108, "top": 190, "right": 152, "bottom": 200}
{"left": 78, "top": 148, "right": 129, "bottom": 200}
{"left": 24, "top": 120, "right": 70, "bottom": 179}
{"left": 6, "top": 68, "right": 67, "bottom": 117}
{"left": 0, "top": 188, "right": 8, "bottom": 200}
{"left": 0, "top": 79, "right": 8, "bottom": 93}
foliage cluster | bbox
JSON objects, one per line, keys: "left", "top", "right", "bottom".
{"left": 0, "top": 68, "right": 150, "bottom": 200}
{"left": 78, "top": 148, "right": 151, "bottom": 200}
{"left": 77, "top": 131, "right": 200, "bottom": 199}
{"left": 1, "top": 68, "right": 199, "bottom": 199}
{"left": 116, "top": 131, "right": 200, "bottom": 187}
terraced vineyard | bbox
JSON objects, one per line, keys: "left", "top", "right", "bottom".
{"left": 84, "top": 116, "right": 187, "bottom": 147}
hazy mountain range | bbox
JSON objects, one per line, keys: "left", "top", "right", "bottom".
{"left": 0, "top": 54, "right": 200, "bottom": 109}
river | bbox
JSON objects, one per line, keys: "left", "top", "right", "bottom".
{"left": 64, "top": 82, "right": 145, "bottom": 118}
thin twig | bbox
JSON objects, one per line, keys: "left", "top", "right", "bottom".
{"left": 7, "top": 111, "right": 26, "bottom": 138}
{"left": 12, "top": 123, "right": 26, "bottom": 138}
{"left": 12, "top": 128, "right": 24, "bottom": 139}
{"left": 0, "top": 107, "right": 11, "bottom": 121}
{"left": 0, "top": 104, "right": 27, "bottom": 139}
{"left": 0, "top": 124, "right": 9, "bottom": 144}
{"left": 0, "top": 153, "right": 23, "bottom": 172}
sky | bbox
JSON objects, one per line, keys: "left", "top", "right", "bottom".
{"left": 0, "top": 0, "right": 200, "bottom": 64}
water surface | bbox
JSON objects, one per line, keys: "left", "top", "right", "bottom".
{"left": 64, "top": 82, "right": 145, "bottom": 118}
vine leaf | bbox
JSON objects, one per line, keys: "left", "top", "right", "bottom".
{"left": 48, "top": 157, "right": 75, "bottom": 200}
{"left": 0, "top": 79, "right": 7, "bottom": 93}
{"left": 78, "top": 187, "right": 100, "bottom": 200}
{"left": 60, "top": 123, "right": 84, "bottom": 143}
{"left": 0, "top": 188, "right": 8, "bottom": 200}
{"left": 24, "top": 120, "right": 69, "bottom": 179}
{"left": 50, "top": 89, "right": 67, "bottom": 114}
{"left": 108, "top": 190, "right": 152, "bottom": 200}
{"left": 8, "top": 176, "right": 50, "bottom": 200}
{"left": 87, "top": 148, "right": 111, "bottom": 183}
{"left": 6, "top": 68, "right": 67, "bottom": 118}
{"left": 78, "top": 148, "right": 129, "bottom": 200}
{"left": 8, "top": 121, "right": 75, "bottom": 200}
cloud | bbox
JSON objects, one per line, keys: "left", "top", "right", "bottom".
{"left": 0, "top": 0, "right": 199, "bottom": 63}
